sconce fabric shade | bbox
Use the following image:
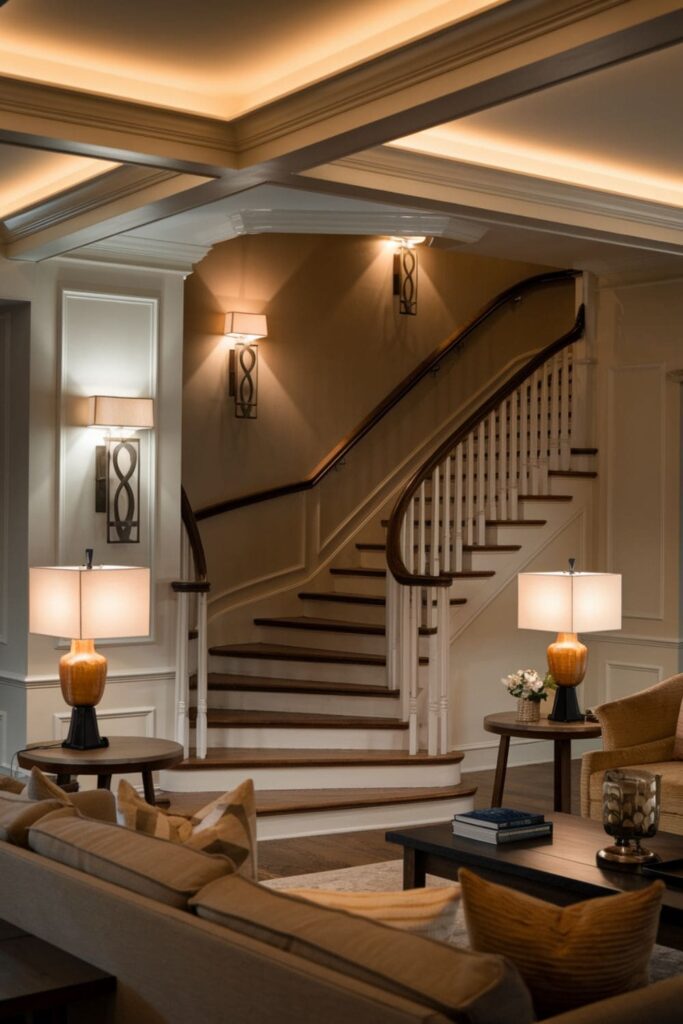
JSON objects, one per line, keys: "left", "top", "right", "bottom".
{"left": 29, "top": 566, "right": 151, "bottom": 640}
{"left": 518, "top": 571, "right": 622, "bottom": 634}
{"left": 87, "top": 396, "right": 154, "bottom": 430}
{"left": 223, "top": 312, "right": 268, "bottom": 340}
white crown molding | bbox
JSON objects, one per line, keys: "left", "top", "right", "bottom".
{"left": 235, "top": 0, "right": 629, "bottom": 153}
{"left": 63, "top": 235, "right": 213, "bottom": 273}
{"left": 308, "top": 147, "right": 683, "bottom": 247}
{"left": 197, "top": 207, "right": 488, "bottom": 247}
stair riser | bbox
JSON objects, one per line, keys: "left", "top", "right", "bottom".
{"left": 192, "top": 690, "right": 399, "bottom": 717}
{"left": 358, "top": 547, "right": 511, "bottom": 573}
{"left": 486, "top": 523, "right": 545, "bottom": 546}
{"left": 252, "top": 625, "right": 428, "bottom": 658}
{"left": 163, "top": 760, "right": 462, "bottom": 791}
{"left": 298, "top": 596, "right": 387, "bottom": 625}
{"left": 330, "top": 573, "right": 386, "bottom": 597}
{"left": 207, "top": 655, "right": 398, "bottom": 685}
{"left": 192, "top": 725, "right": 409, "bottom": 750}
{"left": 257, "top": 794, "right": 474, "bottom": 840}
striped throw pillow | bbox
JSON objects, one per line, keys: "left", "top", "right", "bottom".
{"left": 287, "top": 885, "right": 461, "bottom": 942}
{"left": 460, "top": 867, "right": 664, "bottom": 1018}
{"left": 117, "top": 778, "right": 257, "bottom": 880}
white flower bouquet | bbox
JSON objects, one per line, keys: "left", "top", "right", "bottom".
{"left": 501, "top": 668, "right": 555, "bottom": 703}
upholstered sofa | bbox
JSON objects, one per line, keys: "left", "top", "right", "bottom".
{"left": 0, "top": 790, "right": 681, "bottom": 1024}
{"left": 581, "top": 673, "right": 683, "bottom": 833}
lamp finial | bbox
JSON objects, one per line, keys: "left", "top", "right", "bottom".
{"left": 85, "top": 548, "right": 94, "bottom": 570}
{"left": 568, "top": 557, "right": 576, "bottom": 575}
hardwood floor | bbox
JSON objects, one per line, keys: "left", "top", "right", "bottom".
{"left": 256, "top": 759, "right": 581, "bottom": 880}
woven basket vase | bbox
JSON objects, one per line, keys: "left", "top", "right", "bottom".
{"left": 516, "top": 698, "right": 541, "bottom": 723}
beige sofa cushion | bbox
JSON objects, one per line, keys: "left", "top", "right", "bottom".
{"left": 674, "top": 698, "right": 683, "bottom": 759}
{"left": 460, "top": 867, "right": 664, "bottom": 1020}
{"left": 190, "top": 873, "right": 535, "bottom": 1024}
{"left": 0, "top": 792, "right": 63, "bottom": 846}
{"left": 29, "top": 815, "right": 233, "bottom": 908}
{"left": 117, "top": 777, "right": 257, "bottom": 880}
{"left": 287, "top": 885, "right": 461, "bottom": 942}
{"left": 0, "top": 774, "right": 26, "bottom": 795}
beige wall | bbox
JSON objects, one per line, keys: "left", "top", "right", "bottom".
{"left": 183, "top": 234, "right": 552, "bottom": 510}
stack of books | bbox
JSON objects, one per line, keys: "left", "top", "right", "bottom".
{"left": 452, "top": 808, "right": 553, "bottom": 844}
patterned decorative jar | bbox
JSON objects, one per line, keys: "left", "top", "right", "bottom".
{"left": 516, "top": 698, "right": 541, "bottom": 724}
{"left": 596, "top": 769, "right": 661, "bottom": 872}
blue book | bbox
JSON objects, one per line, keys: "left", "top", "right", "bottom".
{"left": 453, "top": 808, "right": 545, "bottom": 831}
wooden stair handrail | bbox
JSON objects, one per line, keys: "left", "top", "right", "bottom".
{"left": 386, "top": 304, "right": 586, "bottom": 588}
{"left": 193, "top": 269, "right": 579, "bottom": 522}
{"left": 180, "top": 484, "right": 208, "bottom": 582}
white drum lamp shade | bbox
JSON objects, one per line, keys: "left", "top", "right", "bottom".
{"left": 87, "top": 396, "right": 154, "bottom": 430}
{"left": 518, "top": 572, "right": 622, "bottom": 634}
{"left": 29, "top": 565, "right": 151, "bottom": 639}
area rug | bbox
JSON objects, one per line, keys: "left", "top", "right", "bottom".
{"left": 264, "top": 859, "right": 683, "bottom": 981}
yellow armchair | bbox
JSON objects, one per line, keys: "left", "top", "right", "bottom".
{"left": 581, "top": 674, "right": 683, "bottom": 834}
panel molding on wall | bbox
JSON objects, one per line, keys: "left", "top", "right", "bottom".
{"left": 606, "top": 364, "right": 665, "bottom": 621}
{"left": 58, "top": 290, "right": 158, "bottom": 643}
{"left": 604, "top": 661, "right": 663, "bottom": 703}
{"left": 0, "top": 315, "right": 8, "bottom": 646}
{"left": 52, "top": 704, "right": 157, "bottom": 741}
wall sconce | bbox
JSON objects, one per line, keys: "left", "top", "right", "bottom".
{"left": 224, "top": 312, "right": 268, "bottom": 419}
{"left": 392, "top": 236, "right": 426, "bottom": 317}
{"left": 88, "top": 395, "right": 154, "bottom": 544}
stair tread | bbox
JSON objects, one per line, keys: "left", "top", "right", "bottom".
{"left": 192, "top": 708, "right": 408, "bottom": 730}
{"left": 330, "top": 567, "right": 494, "bottom": 579}
{"left": 256, "top": 784, "right": 476, "bottom": 816}
{"left": 209, "top": 642, "right": 428, "bottom": 667}
{"left": 299, "top": 591, "right": 467, "bottom": 607}
{"left": 381, "top": 518, "right": 547, "bottom": 527}
{"left": 356, "top": 542, "right": 521, "bottom": 553}
{"left": 571, "top": 447, "right": 598, "bottom": 455}
{"left": 548, "top": 469, "right": 597, "bottom": 478}
{"left": 254, "top": 615, "right": 436, "bottom": 636}
{"left": 176, "top": 747, "right": 467, "bottom": 768}
{"left": 191, "top": 673, "right": 401, "bottom": 698}
{"left": 518, "top": 494, "right": 572, "bottom": 501}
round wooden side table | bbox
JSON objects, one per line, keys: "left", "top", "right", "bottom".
{"left": 17, "top": 736, "right": 184, "bottom": 806}
{"left": 483, "top": 712, "right": 601, "bottom": 813}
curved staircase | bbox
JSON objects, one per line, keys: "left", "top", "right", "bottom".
{"left": 168, "top": 272, "right": 596, "bottom": 839}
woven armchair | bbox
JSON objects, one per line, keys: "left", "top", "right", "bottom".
{"left": 581, "top": 673, "right": 683, "bottom": 834}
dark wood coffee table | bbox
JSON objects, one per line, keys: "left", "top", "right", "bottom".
{"left": 17, "top": 736, "right": 183, "bottom": 806}
{"left": 386, "top": 814, "right": 683, "bottom": 950}
{"left": 483, "top": 712, "right": 601, "bottom": 812}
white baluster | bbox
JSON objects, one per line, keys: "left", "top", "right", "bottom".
{"left": 498, "top": 399, "right": 508, "bottom": 521}
{"left": 437, "top": 586, "right": 450, "bottom": 754}
{"left": 196, "top": 590, "right": 208, "bottom": 759}
{"left": 530, "top": 369, "right": 540, "bottom": 495}
{"left": 539, "top": 365, "right": 549, "bottom": 495}
{"left": 509, "top": 390, "right": 518, "bottom": 520}
{"left": 427, "top": 627, "right": 439, "bottom": 756}
{"left": 519, "top": 380, "right": 528, "bottom": 499}
{"left": 549, "top": 354, "right": 560, "bottom": 471}
{"left": 418, "top": 481, "right": 427, "bottom": 577}
{"left": 560, "top": 347, "right": 571, "bottom": 469}
{"left": 487, "top": 411, "right": 496, "bottom": 521}
{"left": 477, "top": 421, "right": 486, "bottom": 545}
{"left": 408, "top": 588, "right": 419, "bottom": 755}
{"left": 442, "top": 455, "right": 452, "bottom": 575}
{"left": 466, "top": 433, "right": 475, "bottom": 546}
{"left": 454, "top": 444, "right": 464, "bottom": 572}
{"left": 175, "top": 589, "right": 189, "bottom": 755}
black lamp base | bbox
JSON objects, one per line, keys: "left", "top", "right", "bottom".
{"left": 548, "top": 686, "right": 584, "bottom": 723}
{"left": 63, "top": 707, "right": 109, "bottom": 751}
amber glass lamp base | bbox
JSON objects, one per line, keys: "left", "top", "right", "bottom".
{"left": 547, "top": 632, "right": 588, "bottom": 723}
{"left": 59, "top": 639, "right": 109, "bottom": 750}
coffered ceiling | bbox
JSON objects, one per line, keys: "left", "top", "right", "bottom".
{"left": 0, "top": 0, "right": 682, "bottom": 279}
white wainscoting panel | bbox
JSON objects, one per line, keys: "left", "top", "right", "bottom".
{"left": 58, "top": 291, "right": 158, "bottom": 632}
{"left": 606, "top": 365, "right": 664, "bottom": 620}
{"left": 52, "top": 705, "right": 157, "bottom": 741}
{"left": 604, "top": 661, "right": 663, "bottom": 702}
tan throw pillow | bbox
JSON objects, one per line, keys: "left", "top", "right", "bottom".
{"left": 25, "top": 767, "right": 116, "bottom": 822}
{"left": 117, "top": 778, "right": 257, "bottom": 880}
{"left": 29, "top": 814, "right": 232, "bottom": 908}
{"left": 0, "top": 774, "right": 26, "bottom": 795}
{"left": 0, "top": 792, "right": 64, "bottom": 847}
{"left": 459, "top": 867, "right": 664, "bottom": 1019}
{"left": 673, "top": 697, "right": 683, "bottom": 758}
{"left": 26, "top": 766, "right": 70, "bottom": 803}
{"left": 287, "top": 885, "right": 461, "bottom": 942}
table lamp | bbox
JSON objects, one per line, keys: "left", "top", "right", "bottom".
{"left": 517, "top": 559, "right": 621, "bottom": 722}
{"left": 29, "top": 550, "right": 150, "bottom": 750}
